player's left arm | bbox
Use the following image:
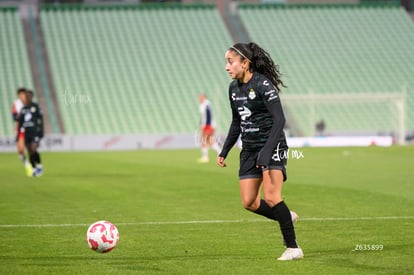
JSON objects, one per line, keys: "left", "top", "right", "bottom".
{"left": 12, "top": 103, "right": 19, "bottom": 122}
{"left": 37, "top": 105, "right": 44, "bottom": 138}
{"left": 17, "top": 108, "right": 25, "bottom": 135}
{"left": 256, "top": 83, "right": 286, "bottom": 167}
{"left": 205, "top": 105, "right": 212, "bottom": 127}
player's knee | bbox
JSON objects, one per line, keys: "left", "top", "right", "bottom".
{"left": 262, "top": 186, "right": 282, "bottom": 205}
{"left": 28, "top": 146, "right": 37, "bottom": 154}
{"left": 242, "top": 198, "right": 259, "bottom": 211}
{"left": 263, "top": 195, "right": 282, "bottom": 208}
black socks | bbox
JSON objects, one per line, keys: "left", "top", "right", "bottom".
{"left": 253, "top": 199, "right": 298, "bottom": 248}
{"left": 29, "top": 152, "right": 41, "bottom": 168}
{"left": 272, "top": 201, "right": 298, "bottom": 248}
{"left": 254, "top": 199, "right": 277, "bottom": 221}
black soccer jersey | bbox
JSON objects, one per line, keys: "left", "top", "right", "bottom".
{"left": 220, "top": 73, "right": 287, "bottom": 166}
{"left": 18, "top": 103, "right": 44, "bottom": 138}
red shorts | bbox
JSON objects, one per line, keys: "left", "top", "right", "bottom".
{"left": 202, "top": 125, "right": 214, "bottom": 136}
{"left": 15, "top": 131, "right": 25, "bottom": 142}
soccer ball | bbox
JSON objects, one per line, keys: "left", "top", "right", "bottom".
{"left": 86, "top": 220, "right": 119, "bottom": 253}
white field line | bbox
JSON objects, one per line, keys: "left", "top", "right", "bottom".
{"left": 0, "top": 216, "right": 413, "bottom": 228}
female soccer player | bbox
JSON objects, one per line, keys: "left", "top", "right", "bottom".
{"left": 198, "top": 93, "right": 221, "bottom": 163}
{"left": 18, "top": 90, "right": 44, "bottom": 177}
{"left": 12, "top": 87, "right": 32, "bottom": 176}
{"left": 217, "top": 42, "right": 303, "bottom": 261}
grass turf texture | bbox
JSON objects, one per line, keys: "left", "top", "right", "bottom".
{"left": 0, "top": 146, "right": 413, "bottom": 274}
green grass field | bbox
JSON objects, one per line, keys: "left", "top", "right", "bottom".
{"left": 1, "top": 146, "right": 413, "bottom": 274}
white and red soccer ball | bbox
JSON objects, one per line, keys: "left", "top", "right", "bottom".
{"left": 86, "top": 220, "right": 119, "bottom": 253}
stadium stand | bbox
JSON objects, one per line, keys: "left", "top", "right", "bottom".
{"left": 238, "top": 3, "right": 414, "bottom": 137}
{"left": 0, "top": 7, "right": 34, "bottom": 136}
{"left": 40, "top": 4, "right": 233, "bottom": 135}
{"left": 1, "top": 2, "right": 413, "bottom": 141}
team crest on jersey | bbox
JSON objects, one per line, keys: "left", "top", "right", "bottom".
{"left": 248, "top": 89, "right": 256, "bottom": 100}
{"left": 31, "top": 106, "right": 36, "bottom": 113}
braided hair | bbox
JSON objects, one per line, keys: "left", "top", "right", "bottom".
{"left": 230, "top": 42, "right": 286, "bottom": 91}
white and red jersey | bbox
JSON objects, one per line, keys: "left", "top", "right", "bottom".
{"left": 199, "top": 99, "right": 216, "bottom": 128}
{"left": 12, "top": 98, "right": 24, "bottom": 122}
{"left": 12, "top": 98, "right": 24, "bottom": 134}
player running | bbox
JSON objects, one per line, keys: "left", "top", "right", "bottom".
{"left": 17, "top": 90, "right": 44, "bottom": 177}
{"left": 217, "top": 42, "right": 303, "bottom": 261}
{"left": 12, "top": 87, "right": 32, "bottom": 176}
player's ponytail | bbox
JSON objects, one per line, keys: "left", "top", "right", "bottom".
{"left": 249, "top": 42, "right": 285, "bottom": 91}
{"left": 230, "top": 42, "right": 285, "bottom": 91}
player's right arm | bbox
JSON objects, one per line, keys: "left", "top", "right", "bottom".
{"left": 217, "top": 107, "right": 240, "bottom": 166}
{"left": 217, "top": 156, "right": 227, "bottom": 167}
{"left": 17, "top": 107, "right": 25, "bottom": 135}
{"left": 12, "top": 103, "right": 19, "bottom": 135}
{"left": 12, "top": 103, "right": 19, "bottom": 122}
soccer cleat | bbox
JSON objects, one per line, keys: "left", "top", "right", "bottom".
{"left": 34, "top": 166, "right": 43, "bottom": 177}
{"left": 277, "top": 247, "right": 304, "bottom": 261}
{"left": 291, "top": 211, "right": 299, "bottom": 224}
{"left": 197, "top": 157, "right": 209, "bottom": 163}
{"left": 25, "top": 164, "right": 33, "bottom": 177}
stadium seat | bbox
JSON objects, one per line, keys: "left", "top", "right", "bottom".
{"left": 40, "top": 5, "right": 233, "bottom": 134}
{"left": 0, "top": 7, "right": 35, "bottom": 136}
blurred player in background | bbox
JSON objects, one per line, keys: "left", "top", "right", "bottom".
{"left": 217, "top": 42, "right": 303, "bottom": 261}
{"left": 12, "top": 87, "right": 32, "bottom": 176}
{"left": 198, "top": 93, "right": 221, "bottom": 163}
{"left": 18, "top": 90, "right": 44, "bottom": 177}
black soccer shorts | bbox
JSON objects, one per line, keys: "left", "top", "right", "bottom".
{"left": 239, "top": 148, "right": 288, "bottom": 181}
{"left": 25, "top": 135, "right": 41, "bottom": 147}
